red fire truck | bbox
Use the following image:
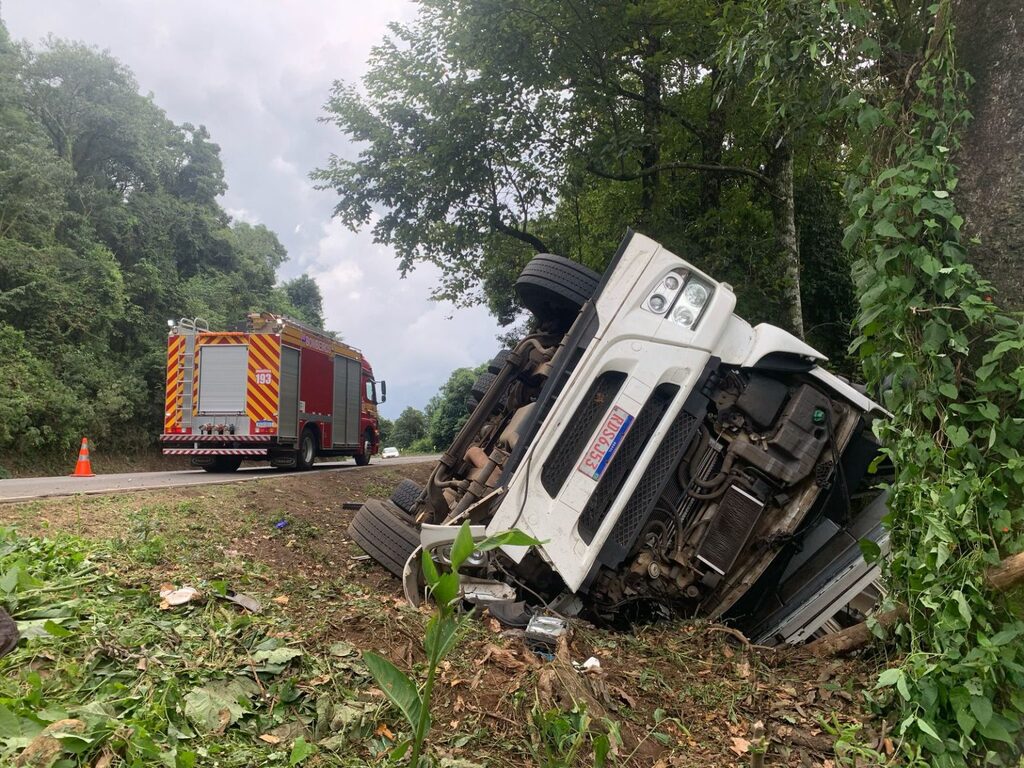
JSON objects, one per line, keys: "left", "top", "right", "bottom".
{"left": 160, "top": 313, "right": 385, "bottom": 472}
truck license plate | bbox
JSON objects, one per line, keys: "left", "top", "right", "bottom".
{"left": 578, "top": 405, "right": 634, "bottom": 481}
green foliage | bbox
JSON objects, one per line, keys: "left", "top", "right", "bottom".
{"left": 426, "top": 366, "right": 480, "bottom": 449}
{"left": 529, "top": 704, "right": 614, "bottom": 768}
{"left": 733, "top": 2, "right": 1024, "bottom": 763}
{"left": 363, "top": 523, "right": 540, "bottom": 766}
{"left": 0, "top": 528, "right": 378, "bottom": 767}
{"left": 0, "top": 32, "right": 324, "bottom": 461}
{"left": 315, "top": 0, "right": 855, "bottom": 335}
{"left": 390, "top": 407, "right": 429, "bottom": 450}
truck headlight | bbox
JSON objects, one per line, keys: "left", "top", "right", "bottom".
{"left": 644, "top": 270, "right": 714, "bottom": 330}
{"left": 670, "top": 276, "right": 713, "bottom": 329}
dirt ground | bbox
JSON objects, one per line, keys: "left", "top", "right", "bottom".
{"left": 0, "top": 461, "right": 889, "bottom": 766}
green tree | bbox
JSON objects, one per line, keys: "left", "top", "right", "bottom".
{"left": 390, "top": 406, "right": 429, "bottom": 450}
{"left": 315, "top": 0, "right": 842, "bottom": 336}
{"left": 425, "top": 366, "right": 479, "bottom": 449}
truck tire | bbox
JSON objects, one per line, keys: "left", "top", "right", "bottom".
{"left": 488, "top": 349, "right": 512, "bottom": 374}
{"left": 515, "top": 254, "right": 600, "bottom": 327}
{"left": 203, "top": 456, "right": 242, "bottom": 473}
{"left": 296, "top": 428, "right": 317, "bottom": 471}
{"left": 467, "top": 371, "right": 499, "bottom": 413}
{"left": 390, "top": 478, "right": 423, "bottom": 515}
{"left": 354, "top": 430, "right": 373, "bottom": 466}
{"left": 348, "top": 499, "right": 420, "bottom": 578}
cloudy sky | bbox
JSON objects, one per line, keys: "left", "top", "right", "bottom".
{"left": 3, "top": 0, "right": 505, "bottom": 419}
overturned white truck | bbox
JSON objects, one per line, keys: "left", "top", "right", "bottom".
{"left": 350, "top": 232, "right": 890, "bottom": 645}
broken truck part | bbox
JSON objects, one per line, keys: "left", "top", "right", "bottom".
{"left": 161, "top": 313, "right": 385, "bottom": 472}
{"left": 349, "top": 232, "right": 890, "bottom": 645}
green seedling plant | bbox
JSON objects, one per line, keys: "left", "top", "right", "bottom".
{"left": 362, "top": 522, "right": 539, "bottom": 767}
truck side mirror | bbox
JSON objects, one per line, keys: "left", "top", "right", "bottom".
{"left": 378, "top": 380, "right": 387, "bottom": 403}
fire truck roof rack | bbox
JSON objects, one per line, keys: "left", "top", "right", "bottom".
{"left": 245, "top": 313, "right": 359, "bottom": 353}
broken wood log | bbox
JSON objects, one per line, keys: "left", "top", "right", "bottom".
{"left": 803, "top": 550, "right": 1024, "bottom": 657}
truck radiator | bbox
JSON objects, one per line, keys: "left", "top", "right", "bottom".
{"left": 696, "top": 486, "right": 766, "bottom": 576}
{"left": 578, "top": 383, "right": 678, "bottom": 544}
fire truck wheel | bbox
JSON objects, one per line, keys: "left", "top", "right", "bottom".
{"left": 390, "top": 478, "right": 423, "bottom": 515}
{"left": 203, "top": 457, "right": 242, "bottom": 473}
{"left": 354, "top": 430, "right": 373, "bottom": 466}
{"left": 296, "top": 428, "right": 317, "bottom": 471}
{"left": 348, "top": 499, "right": 420, "bottom": 578}
{"left": 515, "top": 253, "right": 600, "bottom": 327}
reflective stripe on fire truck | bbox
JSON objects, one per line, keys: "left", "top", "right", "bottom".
{"left": 245, "top": 333, "right": 280, "bottom": 426}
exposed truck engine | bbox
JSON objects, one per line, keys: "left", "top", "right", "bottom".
{"left": 349, "top": 232, "right": 889, "bottom": 644}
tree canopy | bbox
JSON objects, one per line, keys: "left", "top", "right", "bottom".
{"left": 0, "top": 24, "right": 323, "bottom": 461}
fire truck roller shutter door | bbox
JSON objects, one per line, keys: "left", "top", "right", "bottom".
{"left": 198, "top": 345, "right": 248, "bottom": 414}
{"left": 332, "top": 355, "right": 362, "bottom": 447}
{"left": 279, "top": 346, "right": 300, "bottom": 438}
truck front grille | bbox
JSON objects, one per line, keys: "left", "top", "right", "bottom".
{"left": 602, "top": 408, "right": 701, "bottom": 565}
{"left": 578, "top": 384, "right": 678, "bottom": 544}
{"left": 541, "top": 371, "right": 627, "bottom": 497}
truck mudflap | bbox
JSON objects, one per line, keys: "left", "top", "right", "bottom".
{"left": 162, "top": 448, "right": 269, "bottom": 456}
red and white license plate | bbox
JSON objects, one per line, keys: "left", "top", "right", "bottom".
{"left": 578, "top": 405, "right": 635, "bottom": 481}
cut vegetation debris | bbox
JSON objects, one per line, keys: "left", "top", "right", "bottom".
{"left": 0, "top": 463, "right": 887, "bottom": 766}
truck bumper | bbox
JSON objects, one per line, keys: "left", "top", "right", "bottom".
{"left": 160, "top": 433, "right": 274, "bottom": 457}
{"left": 162, "top": 448, "right": 270, "bottom": 457}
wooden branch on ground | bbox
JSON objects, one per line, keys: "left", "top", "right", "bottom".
{"left": 803, "top": 551, "right": 1024, "bottom": 657}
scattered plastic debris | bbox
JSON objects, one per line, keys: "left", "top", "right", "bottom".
{"left": 158, "top": 585, "right": 200, "bottom": 609}
{"left": 218, "top": 591, "right": 262, "bottom": 613}
{"left": 580, "top": 656, "right": 602, "bottom": 674}
{"left": 274, "top": 519, "right": 288, "bottom": 529}
{"left": 525, "top": 614, "right": 568, "bottom": 649}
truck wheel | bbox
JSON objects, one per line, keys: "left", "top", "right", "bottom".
{"left": 348, "top": 499, "right": 420, "bottom": 578}
{"left": 488, "top": 349, "right": 512, "bottom": 374}
{"left": 203, "top": 456, "right": 242, "bottom": 473}
{"left": 515, "top": 254, "right": 600, "bottom": 327}
{"left": 354, "top": 430, "right": 373, "bottom": 466}
{"left": 390, "top": 478, "right": 423, "bottom": 515}
{"left": 296, "top": 428, "right": 317, "bottom": 471}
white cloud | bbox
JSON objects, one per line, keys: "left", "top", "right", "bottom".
{"left": 307, "top": 221, "right": 502, "bottom": 417}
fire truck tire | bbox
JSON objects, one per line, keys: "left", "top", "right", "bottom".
{"left": 203, "top": 457, "right": 242, "bottom": 473}
{"left": 515, "top": 253, "right": 600, "bottom": 326}
{"left": 296, "top": 428, "right": 317, "bottom": 471}
{"left": 354, "top": 430, "right": 373, "bottom": 466}
{"left": 348, "top": 499, "right": 420, "bottom": 578}
{"left": 390, "top": 478, "right": 423, "bottom": 515}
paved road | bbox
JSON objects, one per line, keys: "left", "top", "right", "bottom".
{"left": 0, "top": 455, "right": 438, "bottom": 503}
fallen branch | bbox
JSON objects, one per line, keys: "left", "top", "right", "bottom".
{"left": 803, "top": 551, "right": 1024, "bottom": 657}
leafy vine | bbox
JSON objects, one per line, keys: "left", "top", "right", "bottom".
{"left": 842, "top": 5, "right": 1024, "bottom": 765}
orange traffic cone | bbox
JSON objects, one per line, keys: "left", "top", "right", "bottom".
{"left": 70, "top": 437, "right": 95, "bottom": 477}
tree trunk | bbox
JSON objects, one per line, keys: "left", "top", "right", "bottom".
{"left": 637, "top": 39, "right": 663, "bottom": 225}
{"left": 951, "top": 1, "right": 1024, "bottom": 310}
{"left": 803, "top": 551, "right": 1024, "bottom": 657}
{"left": 699, "top": 71, "right": 726, "bottom": 215}
{"left": 766, "top": 136, "right": 804, "bottom": 337}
